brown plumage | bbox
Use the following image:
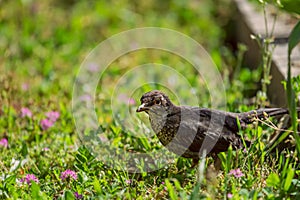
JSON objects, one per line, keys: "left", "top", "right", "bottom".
{"left": 136, "top": 90, "right": 289, "bottom": 166}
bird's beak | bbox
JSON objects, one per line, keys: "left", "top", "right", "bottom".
{"left": 136, "top": 103, "right": 149, "bottom": 112}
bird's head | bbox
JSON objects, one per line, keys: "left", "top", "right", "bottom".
{"left": 136, "top": 90, "right": 173, "bottom": 115}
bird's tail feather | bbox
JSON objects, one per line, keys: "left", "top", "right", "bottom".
{"left": 253, "top": 107, "right": 300, "bottom": 118}
{"left": 255, "top": 108, "right": 289, "bottom": 118}
{"left": 240, "top": 108, "right": 290, "bottom": 124}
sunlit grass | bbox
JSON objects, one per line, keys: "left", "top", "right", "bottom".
{"left": 1, "top": 0, "right": 299, "bottom": 199}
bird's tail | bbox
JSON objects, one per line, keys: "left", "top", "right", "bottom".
{"left": 256, "top": 108, "right": 289, "bottom": 118}
{"left": 240, "top": 108, "right": 290, "bottom": 124}
{"left": 254, "top": 107, "right": 300, "bottom": 118}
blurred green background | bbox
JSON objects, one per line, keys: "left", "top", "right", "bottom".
{"left": 1, "top": 0, "right": 260, "bottom": 112}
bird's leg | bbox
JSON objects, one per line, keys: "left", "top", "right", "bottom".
{"left": 191, "top": 158, "right": 199, "bottom": 168}
{"left": 212, "top": 153, "right": 221, "bottom": 171}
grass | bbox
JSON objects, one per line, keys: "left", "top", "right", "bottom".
{"left": 1, "top": 0, "right": 300, "bottom": 199}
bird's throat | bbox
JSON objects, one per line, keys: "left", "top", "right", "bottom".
{"left": 148, "top": 112, "right": 167, "bottom": 133}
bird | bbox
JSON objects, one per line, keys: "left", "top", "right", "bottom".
{"left": 136, "top": 90, "right": 290, "bottom": 167}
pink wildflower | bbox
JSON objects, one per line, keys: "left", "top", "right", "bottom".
{"left": 74, "top": 192, "right": 83, "bottom": 199}
{"left": 0, "top": 138, "right": 8, "bottom": 148}
{"left": 118, "top": 94, "right": 136, "bottom": 105}
{"left": 60, "top": 169, "right": 77, "bottom": 181}
{"left": 45, "top": 111, "right": 60, "bottom": 122}
{"left": 20, "top": 107, "right": 32, "bottom": 118}
{"left": 40, "top": 119, "right": 54, "bottom": 130}
{"left": 227, "top": 193, "right": 233, "bottom": 198}
{"left": 229, "top": 168, "right": 244, "bottom": 178}
{"left": 128, "top": 98, "right": 136, "bottom": 105}
{"left": 87, "top": 63, "right": 99, "bottom": 72}
{"left": 21, "top": 83, "right": 29, "bottom": 91}
{"left": 79, "top": 94, "right": 92, "bottom": 102}
{"left": 20, "top": 174, "right": 39, "bottom": 185}
{"left": 42, "top": 147, "right": 50, "bottom": 151}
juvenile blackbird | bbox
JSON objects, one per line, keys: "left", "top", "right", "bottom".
{"left": 136, "top": 90, "right": 289, "bottom": 166}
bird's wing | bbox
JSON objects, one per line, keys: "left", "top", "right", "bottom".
{"left": 179, "top": 107, "right": 289, "bottom": 154}
{"left": 178, "top": 107, "right": 243, "bottom": 153}
{"left": 189, "top": 107, "right": 243, "bottom": 132}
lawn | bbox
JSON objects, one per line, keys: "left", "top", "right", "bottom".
{"left": 1, "top": 0, "right": 299, "bottom": 199}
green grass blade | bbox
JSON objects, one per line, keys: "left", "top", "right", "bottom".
{"left": 287, "top": 20, "right": 300, "bottom": 156}
{"left": 283, "top": 165, "right": 295, "bottom": 192}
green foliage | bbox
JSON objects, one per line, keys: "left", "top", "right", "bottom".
{"left": 265, "top": 162, "right": 300, "bottom": 198}
{"left": 277, "top": 0, "right": 300, "bottom": 15}
{"left": 287, "top": 20, "right": 300, "bottom": 156}
{"left": 266, "top": 173, "right": 280, "bottom": 187}
{"left": 63, "top": 190, "right": 75, "bottom": 200}
{"left": 253, "top": 0, "right": 300, "bottom": 16}
{"left": 0, "top": 0, "right": 299, "bottom": 199}
{"left": 252, "top": 0, "right": 300, "bottom": 160}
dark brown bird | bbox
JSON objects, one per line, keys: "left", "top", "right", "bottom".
{"left": 136, "top": 90, "right": 289, "bottom": 166}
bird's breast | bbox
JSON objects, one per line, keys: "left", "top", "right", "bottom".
{"left": 149, "top": 115, "right": 180, "bottom": 146}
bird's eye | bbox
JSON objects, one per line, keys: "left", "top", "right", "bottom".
{"left": 155, "top": 99, "right": 160, "bottom": 104}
